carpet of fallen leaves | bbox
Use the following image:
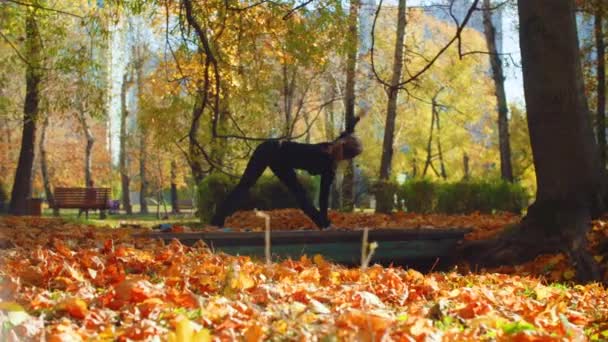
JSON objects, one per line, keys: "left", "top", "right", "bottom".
{"left": 1, "top": 216, "right": 608, "bottom": 341}
{"left": 225, "top": 209, "right": 518, "bottom": 239}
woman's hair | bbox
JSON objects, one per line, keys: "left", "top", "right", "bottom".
{"left": 336, "top": 135, "right": 363, "bottom": 160}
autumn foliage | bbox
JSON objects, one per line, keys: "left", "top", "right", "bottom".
{"left": 0, "top": 216, "right": 607, "bottom": 340}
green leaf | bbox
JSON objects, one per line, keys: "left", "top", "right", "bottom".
{"left": 500, "top": 321, "right": 536, "bottom": 335}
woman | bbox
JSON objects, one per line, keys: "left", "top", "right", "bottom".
{"left": 211, "top": 132, "right": 363, "bottom": 229}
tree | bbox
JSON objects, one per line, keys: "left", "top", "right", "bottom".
{"left": 120, "top": 69, "right": 134, "bottom": 215}
{"left": 378, "top": 0, "right": 407, "bottom": 180}
{"left": 9, "top": 7, "right": 42, "bottom": 215}
{"left": 482, "top": 0, "right": 513, "bottom": 182}
{"left": 342, "top": 0, "right": 360, "bottom": 211}
{"left": 465, "top": 0, "right": 605, "bottom": 282}
{"left": 595, "top": 0, "right": 606, "bottom": 170}
{"left": 39, "top": 114, "right": 58, "bottom": 215}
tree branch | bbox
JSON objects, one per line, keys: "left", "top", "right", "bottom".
{"left": 3, "top": 0, "right": 83, "bottom": 18}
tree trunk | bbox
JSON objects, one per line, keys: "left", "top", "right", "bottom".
{"left": 189, "top": 95, "right": 206, "bottom": 184}
{"left": 483, "top": 0, "right": 513, "bottom": 182}
{"left": 10, "top": 10, "right": 41, "bottom": 216}
{"left": 435, "top": 102, "right": 447, "bottom": 180}
{"left": 596, "top": 2, "right": 606, "bottom": 171}
{"left": 379, "top": 0, "right": 407, "bottom": 180}
{"left": 463, "top": 153, "right": 470, "bottom": 180}
{"left": 120, "top": 71, "right": 132, "bottom": 215}
{"left": 135, "top": 50, "right": 149, "bottom": 215}
{"left": 39, "top": 115, "right": 58, "bottom": 216}
{"left": 422, "top": 106, "right": 436, "bottom": 177}
{"left": 463, "top": 0, "right": 605, "bottom": 283}
{"left": 342, "top": 0, "right": 360, "bottom": 211}
{"left": 76, "top": 108, "right": 95, "bottom": 187}
{"left": 139, "top": 133, "right": 148, "bottom": 214}
{"left": 171, "top": 160, "right": 179, "bottom": 214}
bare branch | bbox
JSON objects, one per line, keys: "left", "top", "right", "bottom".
{"left": 460, "top": 50, "right": 521, "bottom": 68}
{"left": 283, "top": 0, "right": 314, "bottom": 20}
{"left": 3, "top": 0, "right": 83, "bottom": 18}
{"left": 370, "top": 0, "right": 481, "bottom": 90}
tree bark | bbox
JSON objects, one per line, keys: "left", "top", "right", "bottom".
{"left": 120, "top": 70, "right": 133, "bottom": 215}
{"left": 422, "top": 104, "right": 436, "bottom": 177}
{"left": 435, "top": 101, "right": 447, "bottom": 180}
{"left": 463, "top": 153, "right": 470, "bottom": 180}
{"left": 76, "top": 107, "right": 95, "bottom": 187}
{"left": 135, "top": 53, "right": 148, "bottom": 215}
{"left": 39, "top": 115, "right": 58, "bottom": 216}
{"left": 10, "top": 10, "right": 41, "bottom": 216}
{"left": 189, "top": 95, "right": 206, "bottom": 184}
{"left": 596, "top": 2, "right": 606, "bottom": 171}
{"left": 342, "top": 0, "right": 360, "bottom": 211}
{"left": 170, "top": 160, "right": 179, "bottom": 214}
{"left": 379, "top": 0, "right": 407, "bottom": 180}
{"left": 380, "top": 0, "right": 407, "bottom": 180}
{"left": 483, "top": 0, "right": 513, "bottom": 182}
{"left": 463, "top": 0, "right": 606, "bottom": 283}
{"left": 139, "top": 133, "right": 148, "bottom": 214}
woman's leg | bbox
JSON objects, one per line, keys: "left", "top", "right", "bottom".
{"left": 271, "top": 165, "right": 329, "bottom": 228}
{"left": 211, "top": 141, "right": 278, "bottom": 226}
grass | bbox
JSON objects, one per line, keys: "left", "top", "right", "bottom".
{"left": 40, "top": 204, "right": 201, "bottom": 229}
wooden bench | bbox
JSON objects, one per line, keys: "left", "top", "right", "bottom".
{"left": 177, "top": 198, "right": 195, "bottom": 211}
{"left": 54, "top": 187, "right": 111, "bottom": 219}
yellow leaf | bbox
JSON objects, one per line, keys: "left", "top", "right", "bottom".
{"left": 563, "top": 269, "right": 576, "bottom": 280}
{"left": 176, "top": 317, "right": 193, "bottom": 342}
{"left": 313, "top": 254, "right": 326, "bottom": 266}
{"left": 193, "top": 328, "right": 211, "bottom": 342}
{"left": 594, "top": 255, "right": 604, "bottom": 263}
{"left": 534, "top": 286, "right": 551, "bottom": 300}
{"left": 0, "top": 301, "right": 25, "bottom": 312}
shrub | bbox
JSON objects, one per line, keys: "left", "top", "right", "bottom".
{"left": 197, "top": 172, "right": 318, "bottom": 223}
{"left": 398, "top": 179, "right": 438, "bottom": 214}
{"left": 197, "top": 173, "right": 237, "bottom": 223}
{"left": 373, "top": 180, "right": 399, "bottom": 213}
{"left": 399, "top": 179, "right": 529, "bottom": 214}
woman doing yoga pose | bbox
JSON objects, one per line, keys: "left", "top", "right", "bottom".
{"left": 211, "top": 131, "right": 363, "bottom": 229}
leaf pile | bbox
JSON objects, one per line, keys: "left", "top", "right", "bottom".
{"left": 225, "top": 209, "right": 518, "bottom": 239}
{"left": 1, "top": 217, "right": 608, "bottom": 341}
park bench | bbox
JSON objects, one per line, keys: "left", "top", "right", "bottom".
{"left": 54, "top": 187, "right": 110, "bottom": 219}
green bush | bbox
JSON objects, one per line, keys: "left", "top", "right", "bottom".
{"left": 197, "top": 172, "right": 318, "bottom": 223}
{"left": 373, "top": 180, "right": 398, "bottom": 213}
{"left": 398, "top": 179, "right": 529, "bottom": 214}
{"left": 197, "top": 173, "right": 237, "bottom": 223}
{"left": 398, "top": 179, "right": 438, "bottom": 214}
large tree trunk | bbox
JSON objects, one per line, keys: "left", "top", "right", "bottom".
{"left": 189, "top": 96, "right": 206, "bottom": 185}
{"left": 342, "top": 0, "right": 360, "bottom": 211}
{"left": 596, "top": 2, "right": 606, "bottom": 171}
{"left": 9, "top": 11, "right": 41, "bottom": 216}
{"left": 379, "top": 0, "right": 407, "bottom": 180}
{"left": 463, "top": 0, "right": 605, "bottom": 283}
{"left": 39, "top": 115, "right": 58, "bottom": 216}
{"left": 483, "top": 0, "right": 513, "bottom": 182}
{"left": 120, "top": 71, "right": 133, "bottom": 215}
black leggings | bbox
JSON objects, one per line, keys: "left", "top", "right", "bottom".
{"left": 211, "top": 141, "right": 327, "bottom": 228}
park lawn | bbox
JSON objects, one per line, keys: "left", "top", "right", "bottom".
{"left": 0, "top": 216, "right": 607, "bottom": 341}
{"left": 40, "top": 205, "right": 200, "bottom": 229}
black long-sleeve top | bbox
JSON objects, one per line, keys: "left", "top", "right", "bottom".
{"left": 279, "top": 141, "right": 336, "bottom": 219}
